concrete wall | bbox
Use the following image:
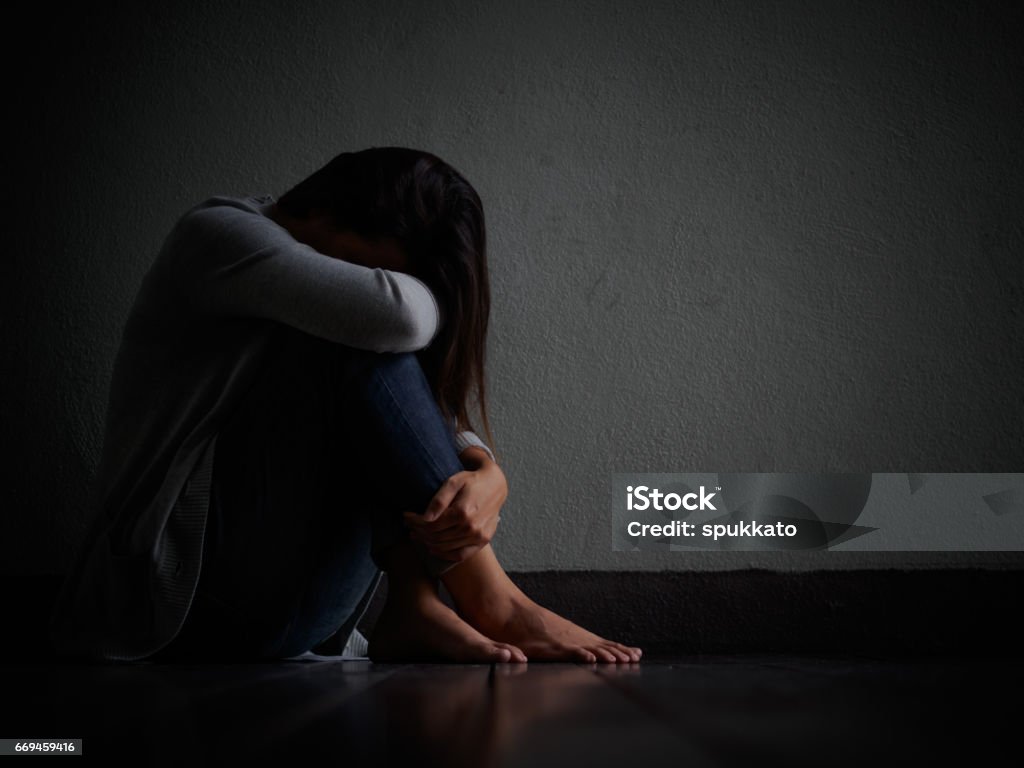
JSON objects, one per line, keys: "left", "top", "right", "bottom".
{"left": 5, "top": 0, "right": 1022, "bottom": 574}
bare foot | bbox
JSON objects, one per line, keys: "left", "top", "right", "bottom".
{"left": 442, "top": 547, "right": 642, "bottom": 664}
{"left": 460, "top": 591, "right": 642, "bottom": 664}
{"left": 368, "top": 577, "right": 528, "bottom": 664}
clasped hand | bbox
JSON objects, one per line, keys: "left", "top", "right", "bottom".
{"left": 403, "top": 453, "right": 507, "bottom": 563}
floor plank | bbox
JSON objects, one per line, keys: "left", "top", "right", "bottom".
{"left": 6, "top": 657, "right": 402, "bottom": 763}
{"left": 593, "top": 654, "right": 1023, "bottom": 767}
{"left": 489, "top": 663, "right": 706, "bottom": 768}
{"left": 4, "top": 654, "right": 1019, "bottom": 766}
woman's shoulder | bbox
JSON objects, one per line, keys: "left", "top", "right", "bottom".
{"left": 167, "top": 194, "right": 282, "bottom": 249}
{"left": 179, "top": 194, "right": 275, "bottom": 224}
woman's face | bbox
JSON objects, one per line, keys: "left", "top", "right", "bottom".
{"left": 273, "top": 205, "right": 411, "bottom": 273}
{"left": 317, "top": 228, "right": 410, "bottom": 273}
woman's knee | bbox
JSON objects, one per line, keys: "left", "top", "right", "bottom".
{"left": 338, "top": 345, "right": 422, "bottom": 379}
{"left": 337, "top": 348, "right": 435, "bottom": 407}
{"left": 259, "top": 326, "right": 422, "bottom": 407}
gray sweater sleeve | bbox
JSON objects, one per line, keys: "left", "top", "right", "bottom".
{"left": 170, "top": 197, "right": 440, "bottom": 353}
{"left": 454, "top": 429, "right": 496, "bottom": 462}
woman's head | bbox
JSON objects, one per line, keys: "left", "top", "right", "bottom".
{"left": 276, "top": 147, "right": 493, "bottom": 448}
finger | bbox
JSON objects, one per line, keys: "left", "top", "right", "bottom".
{"left": 429, "top": 513, "right": 499, "bottom": 549}
{"left": 402, "top": 511, "right": 425, "bottom": 527}
{"left": 411, "top": 486, "right": 481, "bottom": 532}
{"left": 411, "top": 533, "right": 471, "bottom": 562}
{"left": 420, "top": 486, "right": 477, "bottom": 530}
{"left": 403, "top": 511, "right": 433, "bottom": 529}
{"left": 404, "top": 510, "right": 465, "bottom": 535}
{"left": 424, "top": 518, "right": 494, "bottom": 545}
{"left": 404, "top": 505, "right": 465, "bottom": 529}
{"left": 423, "top": 475, "right": 467, "bottom": 522}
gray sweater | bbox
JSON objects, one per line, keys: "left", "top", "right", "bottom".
{"left": 49, "top": 194, "right": 493, "bottom": 661}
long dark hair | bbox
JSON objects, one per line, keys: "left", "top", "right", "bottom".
{"left": 276, "top": 147, "right": 494, "bottom": 451}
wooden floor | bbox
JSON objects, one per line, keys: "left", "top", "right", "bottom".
{"left": 5, "top": 653, "right": 1019, "bottom": 766}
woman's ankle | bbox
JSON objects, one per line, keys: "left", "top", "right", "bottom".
{"left": 439, "top": 545, "right": 526, "bottom": 620}
{"left": 380, "top": 540, "right": 440, "bottom": 600}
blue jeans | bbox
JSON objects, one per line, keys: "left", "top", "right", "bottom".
{"left": 154, "top": 324, "right": 466, "bottom": 661}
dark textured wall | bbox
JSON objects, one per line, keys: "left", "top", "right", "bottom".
{"left": 4, "top": 0, "right": 1022, "bottom": 575}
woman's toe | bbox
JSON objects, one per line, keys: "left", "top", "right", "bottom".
{"left": 500, "top": 643, "right": 528, "bottom": 663}
{"left": 611, "top": 641, "right": 641, "bottom": 661}
{"left": 606, "top": 645, "right": 633, "bottom": 663}
{"left": 473, "top": 643, "right": 512, "bottom": 663}
{"left": 571, "top": 646, "right": 597, "bottom": 663}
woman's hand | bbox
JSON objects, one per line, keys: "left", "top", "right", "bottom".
{"left": 404, "top": 450, "right": 507, "bottom": 563}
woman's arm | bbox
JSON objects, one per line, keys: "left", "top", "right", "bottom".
{"left": 167, "top": 197, "right": 439, "bottom": 353}
{"left": 404, "top": 447, "right": 508, "bottom": 563}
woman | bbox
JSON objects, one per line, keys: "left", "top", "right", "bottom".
{"left": 51, "top": 147, "right": 641, "bottom": 664}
